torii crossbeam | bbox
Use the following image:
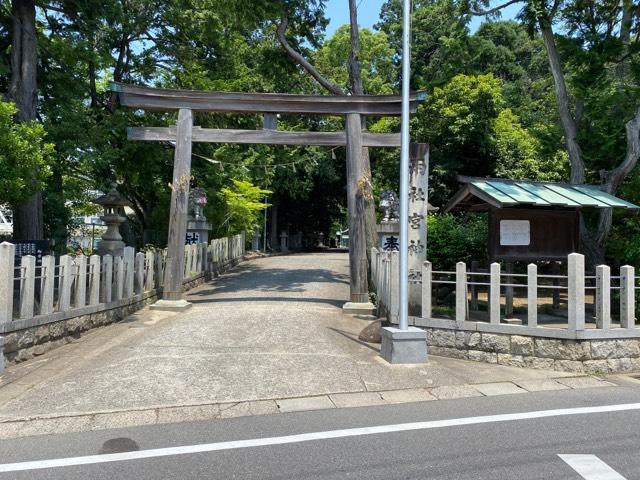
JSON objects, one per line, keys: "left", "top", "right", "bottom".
{"left": 112, "top": 83, "right": 424, "bottom": 312}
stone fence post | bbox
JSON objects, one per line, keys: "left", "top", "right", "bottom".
{"left": 100, "top": 255, "right": 113, "bottom": 303}
{"left": 490, "top": 262, "right": 501, "bottom": 324}
{"left": 124, "top": 247, "right": 135, "bottom": 298}
{"left": 58, "top": 255, "right": 72, "bottom": 312}
{"left": 455, "top": 262, "right": 467, "bottom": 326}
{"left": 595, "top": 264, "right": 611, "bottom": 330}
{"left": 88, "top": 255, "right": 100, "bottom": 305}
{"left": 389, "top": 251, "right": 399, "bottom": 324}
{"left": 527, "top": 263, "right": 537, "bottom": 327}
{"left": 74, "top": 254, "right": 87, "bottom": 308}
{"left": 620, "top": 265, "right": 636, "bottom": 329}
{"left": 567, "top": 253, "right": 585, "bottom": 332}
{"left": 0, "top": 242, "right": 15, "bottom": 324}
{"left": 40, "top": 255, "right": 55, "bottom": 315}
{"left": 421, "top": 261, "right": 432, "bottom": 319}
{"left": 114, "top": 256, "right": 124, "bottom": 301}
{"left": 135, "top": 252, "right": 145, "bottom": 295}
{"left": 19, "top": 255, "right": 35, "bottom": 320}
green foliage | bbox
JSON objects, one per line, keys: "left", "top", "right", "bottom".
{"left": 219, "top": 180, "right": 271, "bottom": 236}
{"left": 492, "top": 109, "right": 566, "bottom": 181}
{"left": 607, "top": 218, "right": 640, "bottom": 268}
{"left": 427, "top": 213, "right": 488, "bottom": 270}
{"left": 0, "top": 101, "right": 53, "bottom": 206}
{"left": 313, "top": 25, "right": 396, "bottom": 94}
{"left": 414, "top": 73, "right": 504, "bottom": 205}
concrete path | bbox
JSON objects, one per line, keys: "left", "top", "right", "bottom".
{"left": 0, "top": 252, "right": 579, "bottom": 434}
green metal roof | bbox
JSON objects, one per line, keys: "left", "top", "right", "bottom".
{"left": 444, "top": 177, "right": 640, "bottom": 212}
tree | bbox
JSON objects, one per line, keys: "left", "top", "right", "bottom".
{"left": 467, "top": 0, "right": 640, "bottom": 263}
{"left": 219, "top": 180, "right": 271, "bottom": 235}
{"left": 413, "top": 73, "right": 505, "bottom": 205}
{"left": 8, "top": 0, "right": 43, "bottom": 240}
{"left": 313, "top": 25, "right": 396, "bottom": 95}
{"left": 0, "top": 101, "right": 53, "bottom": 206}
{"left": 275, "top": 0, "right": 379, "bottom": 258}
{"left": 492, "top": 108, "right": 566, "bottom": 181}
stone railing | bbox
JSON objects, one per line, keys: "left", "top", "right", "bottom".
{"left": 0, "top": 232, "right": 245, "bottom": 367}
{"left": 372, "top": 249, "right": 640, "bottom": 373}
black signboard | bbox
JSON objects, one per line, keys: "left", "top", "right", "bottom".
{"left": 185, "top": 232, "right": 200, "bottom": 245}
{"left": 13, "top": 240, "right": 50, "bottom": 266}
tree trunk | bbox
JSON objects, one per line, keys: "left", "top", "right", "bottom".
{"left": 9, "top": 0, "right": 43, "bottom": 240}
{"left": 348, "top": 0, "right": 377, "bottom": 261}
{"left": 539, "top": 23, "right": 585, "bottom": 184}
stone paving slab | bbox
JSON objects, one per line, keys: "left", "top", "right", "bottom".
{"left": 429, "top": 384, "right": 484, "bottom": 400}
{"left": 277, "top": 396, "right": 336, "bottom": 413}
{"left": 379, "top": 388, "right": 437, "bottom": 404}
{"left": 515, "top": 379, "right": 570, "bottom": 392}
{"left": 556, "top": 376, "right": 617, "bottom": 389}
{"left": 329, "top": 392, "right": 386, "bottom": 408}
{"left": 473, "top": 382, "right": 528, "bottom": 396}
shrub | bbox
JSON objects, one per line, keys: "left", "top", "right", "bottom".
{"left": 427, "top": 213, "right": 488, "bottom": 270}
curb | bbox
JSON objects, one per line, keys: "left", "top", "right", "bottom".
{"left": 0, "top": 376, "right": 616, "bottom": 440}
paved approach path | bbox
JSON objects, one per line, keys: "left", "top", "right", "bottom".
{"left": 0, "top": 252, "right": 575, "bottom": 427}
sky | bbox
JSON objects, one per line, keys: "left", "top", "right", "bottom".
{"left": 323, "top": 0, "right": 521, "bottom": 38}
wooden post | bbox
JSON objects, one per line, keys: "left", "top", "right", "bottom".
{"left": 88, "top": 255, "right": 100, "bottom": 305}
{"left": 567, "top": 253, "right": 585, "bottom": 332}
{"left": 455, "top": 262, "right": 467, "bottom": 326}
{"left": 620, "top": 265, "right": 635, "bottom": 329}
{"left": 490, "top": 262, "right": 501, "bottom": 324}
{"left": 154, "top": 108, "right": 193, "bottom": 310}
{"left": 343, "top": 112, "right": 370, "bottom": 308}
{"left": 74, "top": 254, "right": 87, "bottom": 308}
{"left": 595, "top": 265, "right": 611, "bottom": 329}
{"left": 40, "top": 255, "right": 55, "bottom": 315}
{"left": 527, "top": 263, "right": 537, "bottom": 327}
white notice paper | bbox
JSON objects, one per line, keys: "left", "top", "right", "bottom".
{"left": 500, "top": 220, "right": 530, "bottom": 246}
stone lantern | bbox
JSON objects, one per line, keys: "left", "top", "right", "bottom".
{"left": 186, "top": 188, "right": 212, "bottom": 244}
{"left": 94, "top": 184, "right": 131, "bottom": 257}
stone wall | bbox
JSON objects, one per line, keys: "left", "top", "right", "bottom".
{"left": 425, "top": 327, "right": 640, "bottom": 374}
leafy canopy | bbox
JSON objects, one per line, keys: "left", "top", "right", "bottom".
{"left": 219, "top": 180, "right": 272, "bottom": 235}
{"left": 0, "top": 102, "right": 54, "bottom": 206}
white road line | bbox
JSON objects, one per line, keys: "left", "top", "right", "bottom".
{"left": 1, "top": 402, "right": 639, "bottom": 473}
{"left": 559, "top": 454, "right": 627, "bottom": 479}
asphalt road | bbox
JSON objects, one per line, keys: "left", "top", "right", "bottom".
{"left": 0, "top": 383, "right": 639, "bottom": 479}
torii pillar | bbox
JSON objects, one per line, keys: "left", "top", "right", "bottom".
{"left": 150, "top": 108, "right": 194, "bottom": 311}
{"left": 342, "top": 113, "right": 376, "bottom": 315}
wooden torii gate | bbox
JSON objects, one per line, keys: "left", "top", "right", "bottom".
{"left": 112, "top": 83, "right": 423, "bottom": 312}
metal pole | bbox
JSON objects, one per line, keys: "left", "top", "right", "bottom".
{"left": 398, "top": 0, "right": 412, "bottom": 331}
